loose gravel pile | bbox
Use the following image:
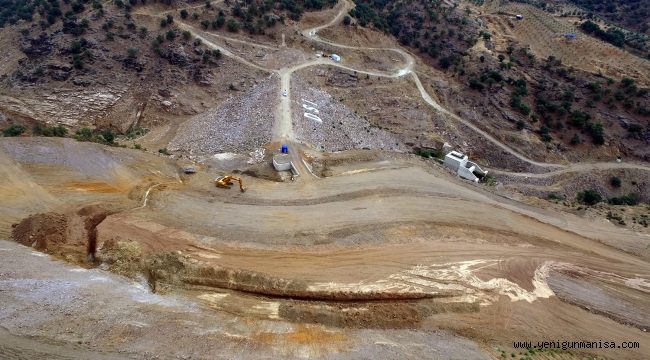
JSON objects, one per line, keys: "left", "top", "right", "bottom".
{"left": 169, "top": 75, "right": 278, "bottom": 156}
{"left": 292, "top": 77, "right": 406, "bottom": 152}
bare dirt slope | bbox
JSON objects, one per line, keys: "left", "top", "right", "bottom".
{"left": 1, "top": 137, "right": 649, "bottom": 359}
{"left": 1, "top": 0, "right": 650, "bottom": 359}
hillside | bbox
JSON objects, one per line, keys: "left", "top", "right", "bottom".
{"left": 568, "top": 0, "right": 650, "bottom": 33}
{"left": 0, "top": 0, "right": 648, "bottom": 165}
{"left": 1, "top": 1, "right": 650, "bottom": 359}
{"left": 0, "top": 0, "right": 336, "bottom": 138}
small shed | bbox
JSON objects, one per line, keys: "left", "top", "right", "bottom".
{"left": 443, "top": 151, "right": 488, "bottom": 182}
{"left": 330, "top": 54, "right": 341, "bottom": 62}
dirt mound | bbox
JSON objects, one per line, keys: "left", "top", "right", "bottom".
{"left": 11, "top": 213, "right": 67, "bottom": 251}
{"left": 76, "top": 205, "right": 109, "bottom": 261}
{"left": 11, "top": 205, "right": 109, "bottom": 262}
{"left": 279, "top": 299, "right": 478, "bottom": 329}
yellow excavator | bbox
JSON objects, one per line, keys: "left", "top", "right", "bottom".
{"left": 215, "top": 175, "right": 245, "bottom": 192}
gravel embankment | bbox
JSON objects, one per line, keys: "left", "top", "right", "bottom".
{"left": 169, "top": 75, "right": 278, "bottom": 155}
{"left": 292, "top": 77, "right": 406, "bottom": 152}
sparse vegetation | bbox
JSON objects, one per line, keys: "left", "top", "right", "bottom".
{"left": 416, "top": 148, "right": 442, "bottom": 159}
{"left": 33, "top": 123, "right": 68, "bottom": 137}
{"left": 608, "top": 194, "right": 640, "bottom": 206}
{"left": 2, "top": 124, "right": 26, "bottom": 137}
{"left": 576, "top": 189, "right": 602, "bottom": 205}
{"left": 226, "top": 18, "right": 240, "bottom": 32}
{"left": 74, "top": 127, "right": 117, "bottom": 145}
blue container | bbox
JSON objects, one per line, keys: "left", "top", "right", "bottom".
{"left": 281, "top": 144, "right": 288, "bottom": 154}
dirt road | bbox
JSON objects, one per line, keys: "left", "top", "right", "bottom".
{"left": 157, "top": 0, "right": 649, "bottom": 175}
{"left": 3, "top": 2, "right": 650, "bottom": 359}
{"left": 2, "top": 136, "right": 650, "bottom": 359}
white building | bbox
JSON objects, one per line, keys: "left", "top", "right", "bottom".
{"left": 330, "top": 54, "right": 341, "bottom": 62}
{"left": 272, "top": 153, "right": 300, "bottom": 176}
{"left": 443, "top": 151, "right": 488, "bottom": 182}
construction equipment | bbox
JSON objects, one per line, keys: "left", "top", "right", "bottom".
{"left": 215, "top": 175, "right": 245, "bottom": 192}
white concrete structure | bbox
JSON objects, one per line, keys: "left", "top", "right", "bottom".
{"left": 273, "top": 154, "right": 299, "bottom": 176}
{"left": 443, "top": 151, "right": 488, "bottom": 182}
{"left": 330, "top": 54, "right": 341, "bottom": 62}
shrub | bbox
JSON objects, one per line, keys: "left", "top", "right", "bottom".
{"left": 158, "top": 148, "right": 170, "bottom": 155}
{"left": 540, "top": 132, "right": 552, "bottom": 142}
{"left": 588, "top": 123, "right": 605, "bottom": 145}
{"left": 226, "top": 19, "right": 240, "bottom": 32}
{"left": 576, "top": 189, "right": 602, "bottom": 205}
{"left": 608, "top": 194, "right": 639, "bottom": 206}
{"left": 610, "top": 176, "right": 621, "bottom": 188}
{"left": 201, "top": 20, "right": 210, "bottom": 29}
{"left": 180, "top": 9, "right": 188, "bottom": 19}
{"left": 182, "top": 30, "right": 191, "bottom": 40}
{"left": 621, "top": 77, "right": 635, "bottom": 88}
{"left": 2, "top": 124, "right": 26, "bottom": 137}
{"left": 51, "top": 125, "right": 68, "bottom": 137}
{"left": 570, "top": 133, "right": 581, "bottom": 145}
{"left": 438, "top": 55, "right": 454, "bottom": 69}
{"left": 214, "top": 15, "right": 225, "bottom": 28}
{"left": 35, "top": 123, "right": 68, "bottom": 137}
{"left": 469, "top": 78, "right": 484, "bottom": 91}
{"left": 166, "top": 30, "right": 176, "bottom": 40}
{"left": 75, "top": 127, "right": 93, "bottom": 141}
{"left": 516, "top": 120, "right": 525, "bottom": 130}
{"left": 416, "top": 149, "right": 442, "bottom": 159}
{"left": 343, "top": 15, "right": 351, "bottom": 26}
{"left": 101, "top": 129, "right": 116, "bottom": 144}
{"left": 127, "top": 47, "right": 138, "bottom": 58}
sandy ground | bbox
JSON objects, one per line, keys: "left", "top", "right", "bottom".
{"left": 2, "top": 1, "right": 650, "bottom": 358}
{"left": 0, "top": 240, "right": 492, "bottom": 359}
{"left": 1, "top": 137, "right": 650, "bottom": 359}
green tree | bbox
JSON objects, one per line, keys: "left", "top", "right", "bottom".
{"left": 75, "top": 127, "right": 93, "bottom": 141}
{"left": 127, "top": 47, "right": 139, "bottom": 58}
{"left": 570, "top": 133, "right": 581, "bottom": 145}
{"left": 610, "top": 176, "right": 622, "bottom": 188}
{"left": 2, "top": 124, "right": 26, "bottom": 137}
{"left": 180, "top": 9, "right": 188, "bottom": 19}
{"left": 577, "top": 189, "right": 602, "bottom": 205}
{"left": 101, "top": 129, "right": 115, "bottom": 144}
{"left": 227, "top": 19, "right": 240, "bottom": 32}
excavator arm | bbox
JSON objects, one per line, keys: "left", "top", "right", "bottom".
{"left": 215, "top": 175, "right": 245, "bottom": 192}
{"left": 236, "top": 178, "right": 245, "bottom": 192}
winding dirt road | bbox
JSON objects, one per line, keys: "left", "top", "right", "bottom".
{"left": 3, "top": 2, "right": 650, "bottom": 359}
{"left": 144, "top": 0, "right": 650, "bottom": 177}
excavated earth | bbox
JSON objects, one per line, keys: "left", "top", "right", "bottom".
{"left": 2, "top": 1, "right": 650, "bottom": 358}
{"left": 1, "top": 137, "right": 650, "bottom": 359}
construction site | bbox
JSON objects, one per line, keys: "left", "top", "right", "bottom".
{"left": 1, "top": 0, "right": 650, "bottom": 359}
